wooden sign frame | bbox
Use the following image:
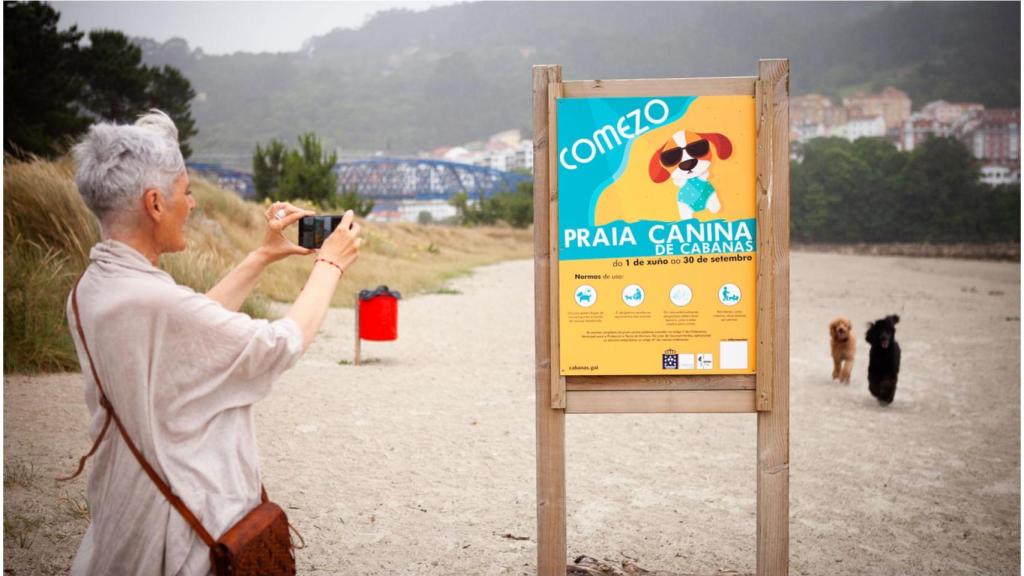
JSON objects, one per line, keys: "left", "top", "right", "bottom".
{"left": 532, "top": 60, "right": 790, "bottom": 575}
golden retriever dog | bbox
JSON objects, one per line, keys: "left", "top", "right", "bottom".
{"left": 829, "top": 316, "right": 856, "bottom": 384}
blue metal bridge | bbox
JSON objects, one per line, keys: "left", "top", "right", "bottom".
{"left": 334, "top": 158, "right": 529, "bottom": 201}
{"left": 187, "top": 158, "right": 530, "bottom": 203}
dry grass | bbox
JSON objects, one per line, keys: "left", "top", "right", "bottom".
{"left": 256, "top": 219, "right": 533, "bottom": 307}
{"left": 56, "top": 490, "right": 91, "bottom": 523}
{"left": 3, "top": 513, "right": 43, "bottom": 549}
{"left": 3, "top": 156, "right": 532, "bottom": 373}
{"left": 3, "top": 458, "right": 37, "bottom": 489}
{"left": 4, "top": 157, "right": 98, "bottom": 372}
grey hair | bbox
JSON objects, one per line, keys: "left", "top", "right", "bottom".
{"left": 73, "top": 110, "right": 185, "bottom": 228}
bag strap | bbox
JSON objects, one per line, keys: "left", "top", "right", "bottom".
{"left": 57, "top": 398, "right": 112, "bottom": 482}
{"left": 68, "top": 276, "right": 218, "bottom": 550}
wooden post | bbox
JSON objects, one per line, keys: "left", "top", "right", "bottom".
{"left": 754, "top": 73, "right": 775, "bottom": 413}
{"left": 755, "top": 58, "right": 790, "bottom": 576}
{"left": 534, "top": 64, "right": 567, "bottom": 576}
{"left": 354, "top": 293, "right": 362, "bottom": 366}
{"left": 548, "top": 81, "right": 567, "bottom": 410}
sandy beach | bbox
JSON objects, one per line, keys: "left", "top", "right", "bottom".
{"left": 4, "top": 251, "right": 1020, "bottom": 575}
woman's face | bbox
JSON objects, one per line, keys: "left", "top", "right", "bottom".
{"left": 158, "top": 172, "right": 195, "bottom": 253}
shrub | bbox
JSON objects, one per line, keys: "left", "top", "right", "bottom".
{"left": 449, "top": 180, "right": 533, "bottom": 228}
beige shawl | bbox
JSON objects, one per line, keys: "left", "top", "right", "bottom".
{"left": 68, "top": 240, "right": 303, "bottom": 576}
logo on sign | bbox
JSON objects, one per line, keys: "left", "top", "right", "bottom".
{"left": 669, "top": 283, "right": 693, "bottom": 307}
{"left": 719, "top": 283, "right": 741, "bottom": 306}
{"left": 622, "top": 284, "right": 645, "bottom": 307}
{"left": 662, "top": 349, "right": 679, "bottom": 370}
{"left": 575, "top": 285, "right": 597, "bottom": 307}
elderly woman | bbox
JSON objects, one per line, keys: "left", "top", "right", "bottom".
{"left": 65, "top": 110, "right": 360, "bottom": 575}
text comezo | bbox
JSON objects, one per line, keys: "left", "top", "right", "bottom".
{"left": 560, "top": 99, "right": 670, "bottom": 171}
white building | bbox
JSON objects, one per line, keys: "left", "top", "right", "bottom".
{"left": 842, "top": 115, "right": 887, "bottom": 141}
{"left": 921, "top": 100, "right": 985, "bottom": 125}
{"left": 979, "top": 164, "right": 1019, "bottom": 186}
{"left": 432, "top": 130, "right": 534, "bottom": 175}
{"left": 901, "top": 114, "right": 952, "bottom": 151}
{"left": 792, "top": 121, "right": 828, "bottom": 143}
{"left": 509, "top": 140, "right": 534, "bottom": 172}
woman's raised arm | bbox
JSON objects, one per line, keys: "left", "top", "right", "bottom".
{"left": 205, "top": 202, "right": 314, "bottom": 311}
{"left": 285, "top": 210, "right": 361, "bottom": 350}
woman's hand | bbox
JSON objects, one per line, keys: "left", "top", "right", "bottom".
{"left": 257, "top": 202, "right": 316, "bottom": 264}
{"left": 285, "top": 209, "right": 362, "bottom": 350}
{"left": 319, "top": 209, "right": 361, "bottom": 272}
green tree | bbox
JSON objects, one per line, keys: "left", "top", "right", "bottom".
{"left": 3, "top": 1, "right": 88, "bottom": 156}
{"left": 78, "top": 30, "right": 151, "bottom": 123}
{"left": 898, "top": 137, "right": 982, "bottom": 242}
{"left": 790, "top": 138, "right": 858, "bottom": 241}
{"left": 147, "top": 66, "right": 198, "bottom": 158}
{"left": 3, "top": 4, "right": 199, "bottom": 158}
{"left": 449, "top": 191, "right": 492, "bottom": 225}
{"left": 491, "top": 179, "right": 534, "bottom": 228}
{"left": 79, "top": 31, "right": 199, "bottom": 157}
{"left": 449, "top": 179, "right": 534, "bottom": 228}
{"left": 848, "top": 138, "right": 907, "bottom": 241}
{"left": 331, "top": 186, "right": 375, "bottom": 217}
{"left": 791, "top": 135, "right": 1017, "bottom": 243}
{"left": 278, "top": 133, "right": 339, "bottom": 207}
{"left": 979, "top": 184, "right": 1022, "bottom": 242}
{"left": 252, "top": 139, "right": 286, "bottom": 201}
{"left": 254, "top": 134, "right": 363, "bottom": 211}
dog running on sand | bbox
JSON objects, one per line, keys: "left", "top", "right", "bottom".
{"left": 866, "top": 314, "right": 902, "bottom": 405}
{"left": 829, "top": 316, "right": 855, "bottom": 384}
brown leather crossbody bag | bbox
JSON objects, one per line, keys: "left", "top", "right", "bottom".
{"left": 60, "top": 278, "right": 303, "bottom": 575}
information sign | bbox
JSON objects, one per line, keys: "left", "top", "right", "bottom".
{"left": 557, "top": 95, "right": 757, "bottom": 375}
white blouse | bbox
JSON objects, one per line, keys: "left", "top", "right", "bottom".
{"left": 67, "top": 240, "right": 304, "bottom": 576}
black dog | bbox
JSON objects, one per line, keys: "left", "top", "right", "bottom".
{"left": 866, "top": 315, "right": 901, "bottom": 405}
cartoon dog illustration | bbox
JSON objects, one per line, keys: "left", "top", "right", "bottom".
{"left": 649, "top": 130, "right": 733, "bottom": 221}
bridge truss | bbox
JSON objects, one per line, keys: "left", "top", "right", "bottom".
{"left": 188, "top": 157, "right": 530, "bottom": 205}
{"left": 334, "top": 158, "right": 529, "bottom": 202}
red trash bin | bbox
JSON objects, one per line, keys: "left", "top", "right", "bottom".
{"left": 358, "top": 286, "right": 401, "bottom": 341}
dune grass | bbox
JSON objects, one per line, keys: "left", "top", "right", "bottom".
{"left": 3, "top": 156, "right": 532, "bottom": 373}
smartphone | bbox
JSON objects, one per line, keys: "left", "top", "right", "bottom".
{"left": 298, "top": 215, "right": 346, "bottom": 249}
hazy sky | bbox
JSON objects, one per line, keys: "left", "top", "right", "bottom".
{"left": 54, "top": 1, "right": 451, "bottom": 55}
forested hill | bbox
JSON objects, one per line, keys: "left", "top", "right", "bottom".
{"left": 136, "top": 2, "right": 1020, "bottom": 158}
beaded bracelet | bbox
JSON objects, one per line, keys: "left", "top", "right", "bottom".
{"left": 315, "top": 257, "right": 344, "bottom": 276}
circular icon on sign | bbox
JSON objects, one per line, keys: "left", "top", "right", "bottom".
{"left": 719, "top": 283, "right": 741, "bottom": 306}
{"left": 622, "top": 284, "right": 645, "bottom": 307}
{"left": 669, "top": 284, "right": 693, "bottom": 307}
{"left": 574, "top": 285, "right": 597, "bottom": 307}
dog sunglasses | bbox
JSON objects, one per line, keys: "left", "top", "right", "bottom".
{"left": 660, "top": 139, "right": 711, "bottom": 170}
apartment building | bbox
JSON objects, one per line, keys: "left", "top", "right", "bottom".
{"left": 842, "top": 87, "right": 912, "bottom": 131}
